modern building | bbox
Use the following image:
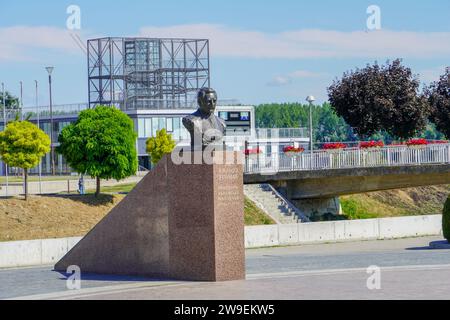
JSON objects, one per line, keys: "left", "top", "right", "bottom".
{"left": 0, "top": 37, "right": 309, "bottom": 175}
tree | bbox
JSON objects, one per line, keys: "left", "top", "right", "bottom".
{"left": 255, "top": 102, "right": 355, "bottom": 142}
{"left": 0, "top": 91, "right": 19, "bottom": 111}
{"left": 0, "top": 120, "right": 50, "bottom": 200}
{"left": 327, "top": 59, "right": 430, "bottom": 139}
{"left": 443, "top": 196, "right": 450, "bottom": 242}
{"left": 57, "top": 106, "right": 137, "bottom": 197}
{"left": 146, "top": 129, "right": 176, "bottom": 165}
{"left": 315, "top": 103, "right": 356, "bottom": 142}
{"left": 427, "top": 67, "right": 450, "bottom": 139}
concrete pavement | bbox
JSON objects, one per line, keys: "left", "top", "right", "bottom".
{"left": 2, "top": 236, "right": 450, "bottom": 300}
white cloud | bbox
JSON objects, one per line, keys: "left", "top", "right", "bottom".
{"left": 2, "top": 23, "right": 450, "bottom": 63}
{"left": 268, "top": 70, "right": 328, "bottom": 86}
{"left": 267, "top": 75, "right": 292, "bottom": 86}
{"left": 418, "top": 66, "right": 448, "bottom": 83}
{"left": 139, "top": 24, "right": 450, "bottom": 59}
{"left": 0, "top": 26, "right": 84, "bottom": 62}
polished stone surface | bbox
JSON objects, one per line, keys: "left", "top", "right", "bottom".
{"left": 55, "top": 152, "right": 245, "bottom": 282}
{"left": 168, "top": 152, "right": 245, "bottom": 281}
{"left": 55, "top": 158, "right": 170, "bottom": 278}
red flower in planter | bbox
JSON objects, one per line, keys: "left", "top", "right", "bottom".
{"left": 323, "top": 142, "right": 347, "bottom": 150}
{"left": 283, "top": 146, "right": 305, "bottom": 153}
{"left": 359, "top": 141, "right": 384, "bottom": 149}
{"left": 244, "top": 148, "right": 262, "bottom": 155}
{"left": 406, "top": 138, "right": 428, "bottom": 146}
{"left": 431, "top": 140, "right": 449, "bottom": 144}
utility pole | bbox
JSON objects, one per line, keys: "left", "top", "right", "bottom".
{"left": 20, "top": 81, "right": 23, "bottom": 120}
{"left": 2, "top": 82, "right": 8, "bottom": 197}
{"left": 46, "top": 67, "right": 55, "bottom": 175}
{"left": 35, "top": 80, "right": 42, "bottom": 193}
{"left": 306, "top": 96, "right": 315, "bottom": 170}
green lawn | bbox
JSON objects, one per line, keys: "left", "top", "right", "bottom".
{"left": 340, "top": 185, "right": 450, "bottom": 220}
{"left": 244, "top": 197, "right": 276, "bottom": 225}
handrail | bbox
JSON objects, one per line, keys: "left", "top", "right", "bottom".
{"left": 244, "top": 143, "right": 450, "bottom": 174}
{"left": 264, "top": 183, "right": 310, "bottom": 222}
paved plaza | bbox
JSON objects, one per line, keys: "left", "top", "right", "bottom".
{"left": 1, "top": 236, "right": 450, "bottom": 300}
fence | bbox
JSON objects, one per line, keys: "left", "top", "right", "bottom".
{"left": 244, "top": 143, "right": 450, "bottom": 174}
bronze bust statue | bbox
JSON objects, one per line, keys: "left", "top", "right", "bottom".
{"left": 182, "top": 88, "right": 226, "bottom": 149}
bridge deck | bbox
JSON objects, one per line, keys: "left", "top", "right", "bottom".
{"left": 244, "top": 143, "right": 450, "bottom": 178}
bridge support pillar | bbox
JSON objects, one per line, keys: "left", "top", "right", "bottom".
{"left": 291, "top": 197, "right": 343, "bottom": 220}
{"left": 272, "top": 180, "right": 343, "bottom": 220}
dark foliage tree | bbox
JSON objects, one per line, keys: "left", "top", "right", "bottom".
{"left": 327, "top": 59, "right": 430, "bottom": 139}
{"left": 427, "top": 67, "right": 450, "bottom": 139}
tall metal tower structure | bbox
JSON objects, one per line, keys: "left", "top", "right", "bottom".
{"left": 87, "top": 37, "right": 210, "bottom": 110}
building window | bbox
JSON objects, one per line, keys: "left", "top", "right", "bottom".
{"left": 138, "top": 118, "right": 145, "bottom": 138}
{"left": 173, "top": 117, "right": 181, "bottom": 140}
{"left": 145, "top": 118, "right": 152, "bottom": 137}
{"left": 152, "top": 117, "right": 159, "bottom": 137}
{"left": 159, "top": 118, "right": 165, "bottom": 131}
{"left": 219, "top": 112, "right": 228, "bottom": 120}
{"left": 166, "top": 118, "right": 173, "bottom": 132}
{"left": 240, "top": 112, "right": 250, "bottom": 121}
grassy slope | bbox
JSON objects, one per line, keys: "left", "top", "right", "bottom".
{"left": 341, "top": 185, "right": 450, "bottom": 220}
{"left": 0, "top": 184, "right": 274, "bottom": 242}
{"left": 244, "top": 197, "right": 276, "bottom": 225}
{"left": 2, "top": 183, "right": 447, "bottom": 241}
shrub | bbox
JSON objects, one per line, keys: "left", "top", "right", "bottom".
{"left": 443, "top": 196, "right": 450, "bottom": 242}
{"left": 57, "top": 106, "right": 137, "bottom": 197}
{"left": 0, "top": 120, "right": 50, "bottom": 200}
{"left": 146, "top": 129, "right": 176, "bottom": 165}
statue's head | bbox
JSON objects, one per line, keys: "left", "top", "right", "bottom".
{"left": 197, "top": 88, "right": 217, "bottom": 116}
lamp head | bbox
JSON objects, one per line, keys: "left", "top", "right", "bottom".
{"left": 306, "top": 95, "right": 315, "bottom": 103}
{"left": 45, "top": 67, "right": 54, "bottom": 76}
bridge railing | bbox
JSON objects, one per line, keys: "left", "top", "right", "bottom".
{"left": 244, "top": 143, "right": 450, "bottom": 174}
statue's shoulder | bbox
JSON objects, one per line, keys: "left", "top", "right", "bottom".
{"left": 182, "top": 114, "right": 194, "bottom": 123}
{"left": 183, "top": 111, "right": 202, "bottom": 130}
{"left": 183, "top": 110, "right": 202, "bottom": 121}
{"left": 216, "top": 115, "right": 227, "bottom": 128}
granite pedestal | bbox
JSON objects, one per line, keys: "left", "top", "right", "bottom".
{"left": 54, "top": 151, "right": 245, "bottom": 282}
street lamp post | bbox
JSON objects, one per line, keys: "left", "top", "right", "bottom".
{"left": 20, "top": 81, "right": 23, "bottom": 120}
{"left": 1, "top": 82, "right": 8, "bottom": 197}
{"left": 35, "top": 80, "right": 42, "bottom": 193}
{"left": 46, "top": 67, "right": 55, "bottom": 175}
{"left": 306, "top": 95, "right": 315, "bottom": 169}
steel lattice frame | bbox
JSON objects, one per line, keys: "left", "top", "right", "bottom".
{"left": 88, "top": 37, "right": 210, "bottom": 110}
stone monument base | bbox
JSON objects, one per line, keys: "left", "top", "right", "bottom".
{"left": 54, "top": 151, "right": 245, "bottom": 281}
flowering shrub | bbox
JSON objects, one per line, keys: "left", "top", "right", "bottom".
{"left": 283, "top": 146, "right": 305, "bottom": 153}
{"left": 323, "top": 142, "right": 347, "bottom": 150}
{"left": 359, "top": 141, "right": 384, "bottom": 149}
{"left": 406, "top": 138, "right": 428, "bottom": 146}
{"left": 244, "top": 148, "right": 262, "bottom": 156}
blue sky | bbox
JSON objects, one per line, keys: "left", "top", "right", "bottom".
{"left": 0, "top": 0, "right": 449, "bottom": 107}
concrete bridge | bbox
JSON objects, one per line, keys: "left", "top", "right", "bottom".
{"left": 243, "top": 143, "right": 450, "bottom": 218}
